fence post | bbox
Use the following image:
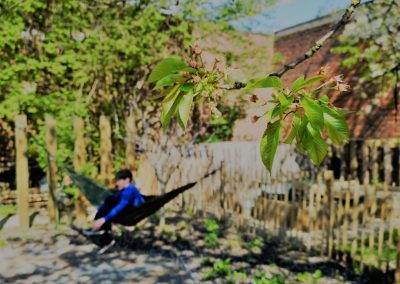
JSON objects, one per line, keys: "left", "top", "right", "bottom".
{"left": 125, "top": 114, "right": 136, "bottom": 173}
{"left": 73, "top": 117, "right": 85, "bottom": 170}
{"left": 351, "top": 180, "right": 360, "bottom": 260}
{"left": 15, "top": 115, "right": 29, "bottom": 228}
{"left": 377, "top": 182, "right": 388, "bottom": 269}
{"left": 99, "top": 115, "right": 112, "bottom": 187}
{"left": 45, "top": 115, "right": 58, "bottom": 224}
{"left": 73, "top": 116, "right": 87, "bottom": 223}
{"left": 325, "top": 170, "right": 335, "bottom": 258}
{"left": 342, "top": 185, "right": 351, "bottom": 261}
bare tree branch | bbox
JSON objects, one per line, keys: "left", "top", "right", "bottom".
{"left": 219, "top": 0, "right": 361, "bottom": 90}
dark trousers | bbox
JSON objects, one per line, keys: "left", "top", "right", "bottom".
{"left": 94, "top": 194, "right": 133, "bottom": 231}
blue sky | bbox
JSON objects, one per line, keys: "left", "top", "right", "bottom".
{"left": 233, "top": 0, "right": 353, "bottom": 34}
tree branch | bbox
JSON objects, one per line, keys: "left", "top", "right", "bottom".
{"left": 219, "top": 0, "right": 361, "bottom": 90}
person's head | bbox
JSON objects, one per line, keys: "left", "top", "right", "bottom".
{"left": 115, "top": 169, "right": 132, "bottom": 190}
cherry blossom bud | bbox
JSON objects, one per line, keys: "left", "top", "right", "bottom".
{"left": 188, "top": 60, "right": 199, "bottom": 68}
{"left": 251, "top": 115, "right": 260, "bottom": 123}
{"left": 249, "top": 94, "right": 258, "bottom": 103}
{"left": 192, "top": 75, "right": 201, "bottom": 84}
{"left": 191, "top": 43, "right": 202, "bottom": 55}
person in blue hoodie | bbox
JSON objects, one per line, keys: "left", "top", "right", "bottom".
{"left": 92, "top": 169, "right": 145, "bottom": 232}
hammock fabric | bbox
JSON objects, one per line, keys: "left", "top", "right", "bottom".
{"left": 64, "top": 167, "right": 214, "bottom": 227}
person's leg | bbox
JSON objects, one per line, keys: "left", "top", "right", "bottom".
{"left": 94, "top": 195, "right": 119, "bottom": 232}
{"left": 108, "top": 205, "right": 136, "bottom": 226}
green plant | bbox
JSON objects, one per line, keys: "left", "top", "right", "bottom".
{"left": 225, "top": 271, "right": 247, "bottom": 284}
{"left": 253, "top": 270, "right": 288, "bottom": 284}
{"left": 245, "top": 237, "right": 263, "bottom": 250}
{"left": 0, "top": 238, "right": 8, "bottom": 248}
{"left": 202, "top": 258, "right": 232, "bottom": 281}
{"left": 296, "top": 269, "right": 322, "bottom": 284}
{"left": 150, "top": 53, "right": 350, "bottom": 173}
{"left": 0, "top": 204, "right": 17, "bottom": 216}
{"left": 204, "top": 218, "right": 219, "bottom": 248}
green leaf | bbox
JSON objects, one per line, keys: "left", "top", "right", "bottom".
{"left": 180, "top": 82, "right": 194, "bottom": 93}
{"left": 321, "top": 104, "right": 349, "bottom": 145}
{"left": 300, "top": 95, "right": 324, "bottom": 130}
{"left": 154, "top": 74, "right": 184, "bottom": 89}
{"left": 151, "top": 86, "right": 175, "bottom": 100}
{"left": 148, "top": 57, "right": 187, "bottom": 83}
{"left": 290, "top": 76, "right": 305, "bottom": 92}
{"left": 284, "top": 112, "right": 301, "bottom": 144}
{"left": 292, "top": 75, "right": 324, "bottom": 93}
{"left": 260, "top": 120, "right": 281, "bottom": 172}
{"left": 302, "top": 123, "right": 328, "bottom": 165}
{"left": 180, "top": 67, "right": 197, "bottom": 74}
{"left": 319, "top": 95, "right": 329, "bottom": 104}
{"left": 271, "top": 105, "right": 284, "bottom": 118}
{"left": 246, "top": 76, "right": 282, "bottom": 89}
{"left": 177, "top": 91, "right": 194, "bottom": 130}
{"left": 278, "top": 92, "right": 289, "bottom": 107}
{"left": 160, "top": 85, "right": 181, "bottom": 129}
{"left": 262, "top": 109, "right": 273, "bottom": 124}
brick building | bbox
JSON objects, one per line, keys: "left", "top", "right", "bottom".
{"left": 273, "top": 11, "right": 400, "bottom": 184}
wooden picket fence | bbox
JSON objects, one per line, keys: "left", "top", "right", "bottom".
{"left": 8, "top": 114, "right": 400, "bottom": 280}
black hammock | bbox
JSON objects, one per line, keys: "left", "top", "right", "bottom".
{"left": 63, "top": 167, "right": 216, "bottom": 227}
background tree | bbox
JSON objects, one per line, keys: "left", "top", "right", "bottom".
{"left": 0, "top": 0, "right": 275, "bottom": 176}
{"left": 333, "top": 0, "right": 400, "bottom": 108}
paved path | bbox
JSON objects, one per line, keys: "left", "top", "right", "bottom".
{"left": 0, "top": 227, "right": 195, "bottom": 284}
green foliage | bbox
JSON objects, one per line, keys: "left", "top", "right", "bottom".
{"left": 250, "top": 72, "right": 349, "bottom": 172}
{"left": 148, "top": 48, "right": 225, "bottom": 130}
{"left": 202, "top": 258, "right": 232, "bottom": 281}
{"left": 0, "top": 0, "right": 191, "bottom": 171}
{"left": 332, "top": 0, "right": 399, "bottom": 93}
{"left": 245, "top": 237, "right": 263, "bottom": 250}
{"left": 204, "top": 218, "right": 219, "bottom": 248}
{"left": 253, "top": 270, "right": 288, "bottom": 284}
{"left": 296, "top": 270, "right": 322, "bottom": 284}
{"left": 200, "top": 103, "right": 243, "bottom": 143}
{"left": 0, "top": 238, "right": 7, "bottom": 248}
{"left": 0, "top": 204, "right": 17, "bottom": 216}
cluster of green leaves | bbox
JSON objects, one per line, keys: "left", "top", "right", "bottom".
{"left": 202, "top": 258, "right": 232, "bottom": 281}
{"left": 248, "top": 74, "right": 350, "bottom": 173}
{"left": 296, "top": 270, "right": 322, "bottom": 284}
{"left": 204, "top": 218, "right": 219, "bottom": 248}
{"left": 244, "top": 237, "right": 263, "bottom": 250}
{"left": 148, "top": 52, "right": 225, "bottom": 130}
{"left": 149, "top": 54, "right": 350, "bottom": 173}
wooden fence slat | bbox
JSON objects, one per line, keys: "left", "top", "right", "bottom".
{"left": 368, "top": 184, "right": 377, "bottom": 253}
{"left": 15, "top": 115, "right": 29, "bottom": 228}
{"left": 45, "top": 115, "right": 58, "bottom": 224}
{"left": 351, "top": 180, "right": 361, "bottom": 259}
{"left": 377, "top": 182, "right": 388, "bottom": 269}
{"left": 336, "top": 181, "right": 344, "bottom": 260}
{"left": 326, "top": 171, "right": 335, "bottom": 258}
{"left": 360, "top": 172, "right": 370, "bottom": 272}
{"left": 73, "top": 116, "right": 87, "bottom": 223}
{"left": 99, "top": 115, "right": 112, "bottom": 187}
{"left": 342, "top": 185, "right": 351, "bottom": 261}
{"left": 125, "top": 114, "right": 136, "bottom": 173}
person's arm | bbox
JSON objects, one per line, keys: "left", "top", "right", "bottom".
{"left": 132, "top": 184, "right": 145, "bottom": 207}
{"left": 103, "top": 189, "right": 132, "bottom": 222}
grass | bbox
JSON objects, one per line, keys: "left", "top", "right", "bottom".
{"left": 0, "top": 204, "right": 17, "bottom": 217}
{"left": 338, "top": 228, "right": 398, "bottom": 268}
